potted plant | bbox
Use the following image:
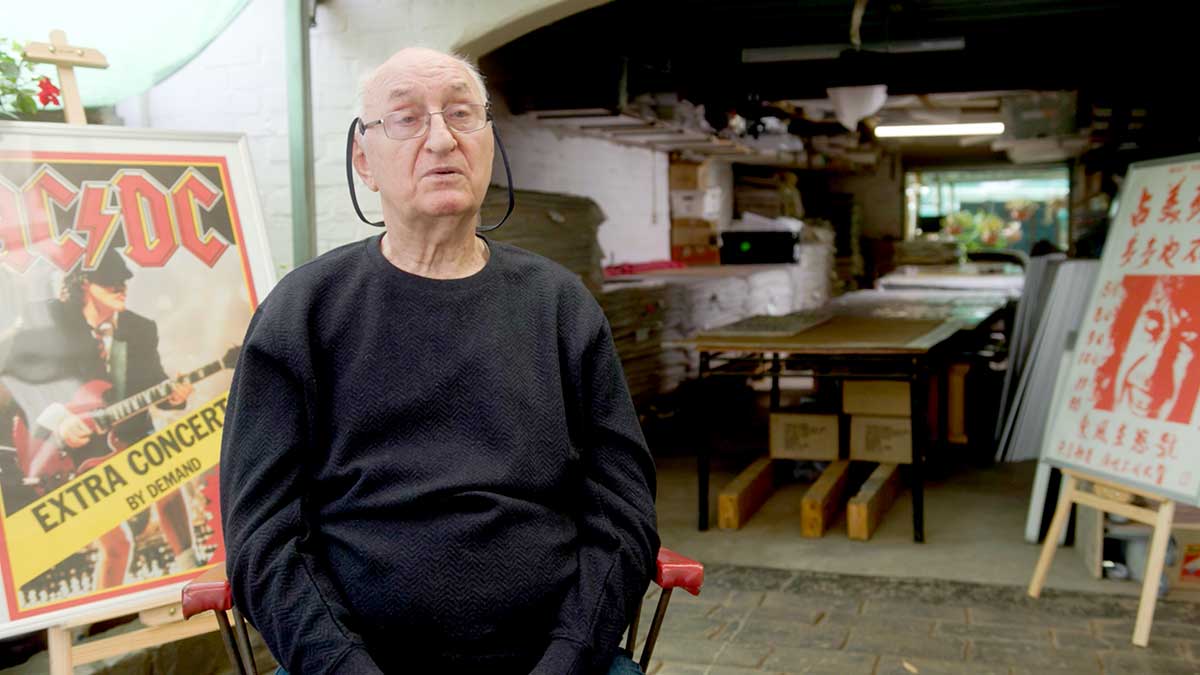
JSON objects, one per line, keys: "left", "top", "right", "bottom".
{"left": 1, "top": 39, "right": 57, "bottom": 119}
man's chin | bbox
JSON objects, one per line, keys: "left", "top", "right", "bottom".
{"left": 417, "top": 193, "right": 479, "bottom": 219}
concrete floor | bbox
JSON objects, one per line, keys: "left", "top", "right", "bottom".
{"left": 655, "top": 456, "right": 1143, "bottom": 598}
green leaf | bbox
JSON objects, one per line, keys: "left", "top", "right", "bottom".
{"left": 16, "top": 93, "right": 36, "bottom": 115}
{"left": 0, "top": 61, "right": 18, "bottom": 80}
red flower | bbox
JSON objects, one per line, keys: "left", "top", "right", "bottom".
{"left": 37, "top": 77, "right": 60, "bottom": 106}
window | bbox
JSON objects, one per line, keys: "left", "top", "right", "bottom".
{"left": 904, "top": 168, "right": 1070, "bottom": 253}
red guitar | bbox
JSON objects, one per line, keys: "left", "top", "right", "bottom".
{"left": 12, "top": 346, "right": 240, "bottom": 492}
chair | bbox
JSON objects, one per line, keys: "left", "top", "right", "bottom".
{"left": 182, "top": 547, "right": 704, "bottom": 675}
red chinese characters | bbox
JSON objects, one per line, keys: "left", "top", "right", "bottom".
{"left": 1131, "top": 188, "right": 1152, "bottom": 228}
{"left": 1160, "top": 236, "right": 1181, "bottom": 268}
{"left": 1160, "top": 179, "right": 1183, "bottom": 223}
{"left": 1121, "top": 236, "right": 1139, "bottom": 267}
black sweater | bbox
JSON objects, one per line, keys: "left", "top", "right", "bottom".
{"left": 219, "top": 234, "right": 659, "bottom": 674}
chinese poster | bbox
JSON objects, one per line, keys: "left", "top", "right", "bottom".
{"left": 1045, "top": 154, "right": 1200, "bottom": 504}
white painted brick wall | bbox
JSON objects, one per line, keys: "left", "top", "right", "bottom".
{"left": 488, "top": 118, "right": 670, "bottom": 265}
{"left": 115, "top": 0, "right": 291, "bottom": 272}
{"left": 117, "top": 0, "right": 669, "bottom": 270}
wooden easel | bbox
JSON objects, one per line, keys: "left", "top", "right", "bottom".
{"left": 22, "top": 30, "right": 108, "bottom": 125}
{"left": 1028, "top": 467, "right": 1175, "bottom": 647}
{"left": 46, "top": 598, "right": 224, "bottom": 675}
{"left": 14, "top": 30, "right": 225, "bottom": 674}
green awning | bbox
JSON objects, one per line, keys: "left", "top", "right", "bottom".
{"left": 6, "top": 0, "right": 251, "bottom": 108}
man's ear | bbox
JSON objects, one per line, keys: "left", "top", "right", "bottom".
{"left": 352, "top": 133, "right": 380, "bottom": 193}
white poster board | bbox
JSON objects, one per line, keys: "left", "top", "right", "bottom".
{"left": 1043, "top": 153, "right": 1200, "bottom": 504}
{"left": 0, "top": 121, "right": 274, "bottom": 638}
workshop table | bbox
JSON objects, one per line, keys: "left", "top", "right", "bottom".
{"left": 672, "top": 292, "right": 1009, "bottom": 542}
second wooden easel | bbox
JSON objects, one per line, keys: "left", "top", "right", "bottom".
{"left": 1028, "top": 466, "right": 1176, "bottom": 647}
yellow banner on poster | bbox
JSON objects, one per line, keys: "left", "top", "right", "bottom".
{"left": 5, "top": 394, "right": 228, "bottom": 587}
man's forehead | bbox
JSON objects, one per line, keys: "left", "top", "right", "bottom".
{"left": 384, "top": 79, "right": 473, "bottom": 102}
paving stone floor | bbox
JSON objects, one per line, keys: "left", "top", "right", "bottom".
{"left": 633, "top": 563, "right": 1200, "bottom": 675}
{"left": 4, "top": 562, "right": 1199, "bottom": 674}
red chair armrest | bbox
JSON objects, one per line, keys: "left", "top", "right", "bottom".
{"left": 182, "top": 563, "right": 232, "bottom": 619}
{"left": 654, "top": 547, "right": 703, "bottom": 596}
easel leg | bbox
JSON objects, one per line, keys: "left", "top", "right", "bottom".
{"left": 910, "top": 369, "right": 928, "bottom": 543}
{"left": 1028, "top": 473, "right": 1077, "bottom": 597}
{"left": 47, "top": 626, "right": 72, "bottom": 675}
{"left": 1133, "top": 500, "right": 1175, "bottom": 647}
{"left": 697, "top": 352, "right": 711, "bottom": 531}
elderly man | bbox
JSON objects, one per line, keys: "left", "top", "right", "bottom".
{"left": 219, "top": 47, "right": 659, "bottom": 675}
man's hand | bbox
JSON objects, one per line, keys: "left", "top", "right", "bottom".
{"left": 58, "top": 413, "right": 94, "bottom": 449}
{"left": 166, "top": 376, "right": 193, "bottom": 406}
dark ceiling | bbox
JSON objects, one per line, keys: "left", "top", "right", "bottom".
{"left": 481, "top": 0, "right": 1199, "bottom": 163}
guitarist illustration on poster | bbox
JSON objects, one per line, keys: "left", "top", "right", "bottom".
{"left": 1, "top": 249, "right": 199, "bottom": 590}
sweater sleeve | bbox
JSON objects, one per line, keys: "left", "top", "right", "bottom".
{"left": 220, "top": 302, "right": 383, "bottom": 674}
{"left": 532, "top": 302, "right": 660, "bottom": 674}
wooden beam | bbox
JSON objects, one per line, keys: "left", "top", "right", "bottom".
{"left": 801, "top": 460, "right": 851, "bottom": 538}
{"left": 847, "top": 463, "right": 901, "bottom": 541}
{"left": 71, "top": 614, "right": 221, "bottom": 666}
{"left": 717, "top": 457, "right": 776, "bottom": 530}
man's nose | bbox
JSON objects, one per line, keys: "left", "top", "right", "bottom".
{"left": 424, "top": 113, "right": 457, "bottom": 154}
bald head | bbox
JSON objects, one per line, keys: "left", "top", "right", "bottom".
{"left": 359, "top": 48, "right": 488, "bottom": 119}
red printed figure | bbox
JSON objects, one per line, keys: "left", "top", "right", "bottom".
{"left": 1161, "top": 236, "right": 1181, "bottom": 268}
{"left": 1069, "top": 396, "right": 1082, "bottom": 412}
{"left": 1093, "top": 418, "right": 1109, "bottom": 443}
{"left": 1093, "top": 275, "right": 1200, "bottom": 423}
{"left": 1075, "top": 376, "right": 1089, "bottom": 392}
{"left": 1132, "top": 188, "right": 1152, "bottom": 228}
{"left": 1161, "top": 179, "right": 1183, "bottom": 224}
{"left": 1121, "top": 236, "right": 1140, "bottom": 267}
{"left": 1190, "top": 185, "right": 1200, "bottom": 222}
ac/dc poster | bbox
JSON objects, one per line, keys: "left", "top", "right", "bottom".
{"left": 1045, "top": 154, "right": 1200, "bottom": 504}
{"left": 0, "top": 122, "right": 272, "bottom": 629}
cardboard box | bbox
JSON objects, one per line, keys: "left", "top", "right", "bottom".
{"left": 670, "top": 188, "right": 722, "bottom": 220}
{"left": 843, "top": 380, "right": 910, "bottom": 416}
{"left": 670, "top": 244, "right": 720, "bottom": 266}
{"left": 669, "top": 161, "right": 712, "bottom": 191}
{"left": 1163, "top": 528, "right": 1200, "bottom": 596}
{"left": 947, "top": 362, "right": 970, "bottom": 444}
{"left": 769, "top": 413, "right": 839, "bottom": 460}
{"left": 850, "top": 415, "right": 912, "bottom": 464}
{"left": 670, "top": 219, "right": 718, "bottom": 247}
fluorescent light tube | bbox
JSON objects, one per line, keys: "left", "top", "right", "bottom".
{"left": 875, "top": 122, "right": 1005, "bottom": 138}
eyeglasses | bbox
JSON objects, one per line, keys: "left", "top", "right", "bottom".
{"left": 361, "top": 103, "right": 491, "bottom": 140}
